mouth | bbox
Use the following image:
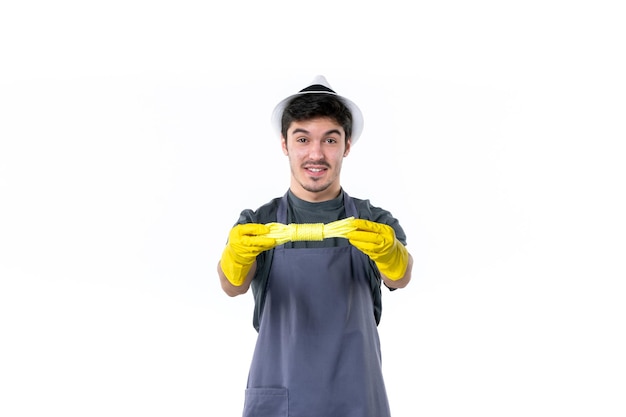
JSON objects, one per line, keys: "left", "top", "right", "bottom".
{"left": 304, "top": 165, "right": 328, "bottom": 176}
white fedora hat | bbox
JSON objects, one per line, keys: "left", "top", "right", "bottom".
{"left": 270, "top": 75, "right": 364, "bottom": 144}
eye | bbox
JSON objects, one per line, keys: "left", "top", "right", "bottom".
{"left": 296, "top": 137, "right": 308, "bottom": 143}
{"left": 325, "top": 137, "right": 338, "bottom": 144}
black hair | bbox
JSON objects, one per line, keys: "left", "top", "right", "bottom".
{"left": 281, "top": 94, "right": 353, "bottom": 142}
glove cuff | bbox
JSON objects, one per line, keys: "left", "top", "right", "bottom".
{"left": 375, "top": 240, "right": 409, "bottom": 280}
{"left": 220, "top": 245, "right": 254, "bottom": 286}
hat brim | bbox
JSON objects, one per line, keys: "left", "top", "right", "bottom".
{"left": 270, "top": 91, "right": 364, "bottom": 145}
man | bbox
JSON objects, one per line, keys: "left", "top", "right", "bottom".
{"left": 217, "top": 75, "right": 413, "bottom": 417}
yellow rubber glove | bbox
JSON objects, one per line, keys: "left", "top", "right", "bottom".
{"left": 220, "top": 223, "right": 277, "bottom": 286}
{"left": 346, "top": 219, "right": 409, "bottom": 280}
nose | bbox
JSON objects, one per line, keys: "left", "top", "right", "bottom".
{"left": 308, "top": 141, "right": 324, "bottom": 160}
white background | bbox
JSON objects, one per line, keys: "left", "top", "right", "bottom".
{"left": 1, "top": 1, "right": 624, "bottom": 416}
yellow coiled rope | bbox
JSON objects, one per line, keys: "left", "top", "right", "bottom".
{"left": 264, "top": 216, "right": 357, "bottom": 245}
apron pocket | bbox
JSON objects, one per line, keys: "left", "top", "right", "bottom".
{"left": 243, "top": 387, "right": 288, "bottom": 417}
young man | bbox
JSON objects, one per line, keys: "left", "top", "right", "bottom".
{"left": 217, "top": 76, "right": 413, "bottom": 417}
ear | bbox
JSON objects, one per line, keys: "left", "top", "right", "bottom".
{"left": 343, "top": 139, "right": 352, "bottom": 157}
{"left": 281, "top": 136, "right": 289, "bottom": 155}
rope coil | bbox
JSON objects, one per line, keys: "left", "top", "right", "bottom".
{"left": 265, "top": 216, "right": 356, "bottom": 244}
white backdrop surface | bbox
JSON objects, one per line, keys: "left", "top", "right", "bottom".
{"left": 1, "top": 1, "right": 625, "bottom": 416}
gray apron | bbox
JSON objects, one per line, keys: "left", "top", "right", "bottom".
{"left": 243, "top": 193, "right": 391, "bottom": 417}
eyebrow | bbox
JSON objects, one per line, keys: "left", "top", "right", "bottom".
{"left": 291, "top": 128, "right": 343, "bottom": 136}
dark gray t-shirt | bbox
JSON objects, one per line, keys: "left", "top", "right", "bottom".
{"left": 233, "top": 189, "right": 407, "bottom": 331}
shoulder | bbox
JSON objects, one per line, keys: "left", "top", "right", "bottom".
{"left": 236, "top": 196, "right": 282, "bottom": 224}
{"left": 351, "top": 196, "right": 395, "bottom": 222}
{"left": 351, "top": 195, "right": 408, "bottom": 245}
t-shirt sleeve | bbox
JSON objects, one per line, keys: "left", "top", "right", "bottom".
{"left": 355, "top": 199, "right": 408, "bottom": 246}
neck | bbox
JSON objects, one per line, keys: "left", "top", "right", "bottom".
{"left": 289, "top": 184, "right": 342, "bottom": 203}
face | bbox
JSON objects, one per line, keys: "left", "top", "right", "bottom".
{"left": 281, "top": 117, "right": 351, "bottom": 202}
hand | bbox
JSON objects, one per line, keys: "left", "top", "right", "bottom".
{"left": 346, "top": 219, "right": 409, "bottom": 280}
{"left": 220, "top": 223, "right": 277, "bottom": 286}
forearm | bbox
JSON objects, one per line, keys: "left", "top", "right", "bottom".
{"left": 381, "top": 253, "right": 413, "bottom": 289}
